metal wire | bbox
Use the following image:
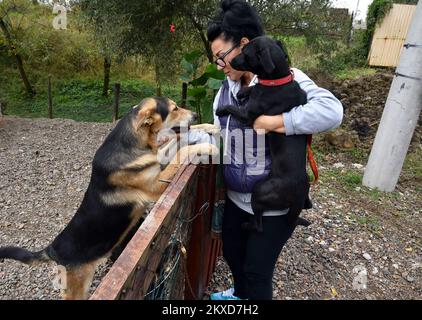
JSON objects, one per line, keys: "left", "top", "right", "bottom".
{"left": 142, "top": 187, "right": 206, "bottom": 299}
{"left": 143, "top": 251, "right": 181, "bottom": 299}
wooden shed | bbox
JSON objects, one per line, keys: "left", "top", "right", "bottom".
{"left": 368, "top": 4, "right": 417, "bottom": 67}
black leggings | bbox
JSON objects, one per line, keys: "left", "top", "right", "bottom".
{"left": 222, "top": 196, "right": 296, "bottom": 300}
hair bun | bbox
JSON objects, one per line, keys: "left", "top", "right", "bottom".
{"left": 207, "top": 0, "right": 264, "bottom": 43}
{"left": 221, "top": 0, "right": 235, "bottom": 12}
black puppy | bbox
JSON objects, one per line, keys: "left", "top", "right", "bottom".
{"left": 216, "top": 36, "right": 312, "bottom": 232}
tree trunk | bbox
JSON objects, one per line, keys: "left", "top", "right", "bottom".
{"left": 103, "top": 57, "right": 111, "bottom": 96}
{"left": 0, "top": 18, "right": 35, "bottom": 96}
{"left": 188, "top": 14, "right": 213, "bottom": 63}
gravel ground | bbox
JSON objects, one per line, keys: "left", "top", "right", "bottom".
{"left": 0, "top": 117, "right": 114, "bottom": 300}
{"left": 1, "top": 84, "right": 421, "bottom": 300}
{"left": 208, "top": 155, "right": 422, "bottom": 300}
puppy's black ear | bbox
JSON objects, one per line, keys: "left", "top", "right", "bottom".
{"left": 276, "top": 40, "right": 291, "bottom": 65}
{"left": 260, "top": 48, "right": 275, "bottom": 74}
{"left": 230, "top": 54, "right": 248, "bottom": 71}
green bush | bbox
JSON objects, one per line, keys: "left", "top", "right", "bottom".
{"left": 362, "top": 0, "right": 393, "bottom": 58}
{"left": 318, "top": 32, "right": 369, "bottom": 73}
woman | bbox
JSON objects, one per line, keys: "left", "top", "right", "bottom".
{"left": 207, "top": 0, "right": 343, "bottom": 300}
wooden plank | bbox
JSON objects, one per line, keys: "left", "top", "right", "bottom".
{"left": 369, "top": 4, "right": 417, "bottom": 67}
{"left": 90, "top": 164, "right": 198, "bottom": 300}
{"left": 184, "top": 164, "right": 220, "bottom": 300}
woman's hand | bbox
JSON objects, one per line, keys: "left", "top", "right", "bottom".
{"left": 253, "top": 114, "right": 286, "bottom": 134}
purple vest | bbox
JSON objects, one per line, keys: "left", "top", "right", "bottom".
{"left": 218, "top": 80, "right": 272, "bottom": 193}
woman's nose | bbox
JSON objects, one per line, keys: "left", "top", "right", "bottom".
{"left": 217, "top": 64, "right": 224, "bottom": 71}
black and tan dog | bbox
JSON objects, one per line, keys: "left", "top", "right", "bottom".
{"left": 0, "top": 97, "right": 218, "bottom": 299}
{"left": 216, "top": 36, "right": 312, "bottom": 232}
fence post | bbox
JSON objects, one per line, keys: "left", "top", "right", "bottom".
{"left": 48, "top": 76, "right": 53, "bottom": 119}
{"left": 181, "top": 82, "right": 188, "bottom": 107}
{"left": 113, "top": 83, "right": 120, "bottom": 123}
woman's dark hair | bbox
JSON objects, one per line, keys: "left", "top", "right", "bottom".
{"left": 207, "top": 0, "right": 264, "bottom": 45}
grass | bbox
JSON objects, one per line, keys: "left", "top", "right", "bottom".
{"left": 403, "top": 149, "right": 422, "bottom": 181}
{"left": 276, "top": 35, "right": 319, "bottom": 71}
{"left": 334, "top": 67, "right": 378, "bottom": 80}
{"left": 322, "top": 168, "right": 363, "bottom": 189}
{"left": 343, "top": 171, "right": 363, "bottom": 188}
{"left": 350, "top": 213, "right": 382, "bottom": 233}
{"left": 343, "top": 147, "right": 369, "bottom": 163}
{"left": 0, "top": 68, "right": 182, "bottom": 123}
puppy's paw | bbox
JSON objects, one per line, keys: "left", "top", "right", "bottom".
{"left": 215, "top": 107, "right": 231, "bottom": 117}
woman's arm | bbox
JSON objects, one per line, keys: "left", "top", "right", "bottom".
{"left": 253, "top": 114, "right": 285, "bottom": 133}
{"left": 253, "top": 68, "right": 343, "bottom": 135}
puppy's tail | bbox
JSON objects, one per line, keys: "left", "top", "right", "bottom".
{"left": 296, "top": 217, "right": 311, "bottom": 227}
{"left": 0, "top": 246, "right": 49, "bottom": 265}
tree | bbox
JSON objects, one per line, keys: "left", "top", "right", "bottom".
{"left": 177, "top": 0, "right": 218, "bottom": 63}
{"left": 101, "top": 0, "right": 195, "bottom": 96}
{"left": 78, "top": 0, "right": 130, "bottom": 96}
{"left": 0, "top": 0, "right": 35, "bottom": 96}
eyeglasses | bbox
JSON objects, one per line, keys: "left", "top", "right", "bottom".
{"left": 214, "top": 46, "right": 237, "bottom": 67}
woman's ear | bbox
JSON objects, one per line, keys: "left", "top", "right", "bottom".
{"left": 240, "top": 37, "right": 250, "bottom": 49}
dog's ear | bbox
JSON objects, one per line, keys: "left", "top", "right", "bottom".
{"left": 230, "top": 54, "right": 248, "bottom": 71}
{"left": 275, "top": 40, "right": 287, "bottom": 56}
{"left": 259, "top": 48, "right": 275, "bottom": 74}
{"left": 137, "top": 99, "right": 157, "bottom": 128}
{"left": 138, "top": 110, "right": 154, "bottom": 127}
{"left": 275, "top": 40, "right": 291, "bottom": 65}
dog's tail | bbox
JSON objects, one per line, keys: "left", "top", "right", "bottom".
{"left": 0, "top": 246, "right": 50, "bottom": 265}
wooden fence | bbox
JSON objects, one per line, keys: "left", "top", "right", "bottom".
{"left": 368, "top": 4, "right": 417, "bottom": 67}
{"left": 90, "top": 163, "right": 221, "bottom": 300}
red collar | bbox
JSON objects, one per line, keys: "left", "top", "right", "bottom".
{"left": 257, "top": 70, "right": 294, "bottom": 86}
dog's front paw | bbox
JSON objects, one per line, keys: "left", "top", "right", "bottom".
{"left": 189, "top": 143, "right": 219, "bottom": 159}
{"left": 175, "top": 143, "right": 219, "bottom": 164}
{"left": 237, "top": 87, "right": 252, "bottom": 100}
{"left": 189, "top": 124, "right": 220, "bottom": 135}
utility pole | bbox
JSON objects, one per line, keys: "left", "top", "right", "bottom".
{"left": 363, "top": 1, "right": 422, "bottom": 192}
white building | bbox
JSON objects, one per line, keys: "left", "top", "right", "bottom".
{"left": 332, "top": 0, "right": 374, "bottom": 29}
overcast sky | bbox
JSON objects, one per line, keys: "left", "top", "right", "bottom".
{"left": 332, "top": 0, "right": 374, "bottom": 21}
